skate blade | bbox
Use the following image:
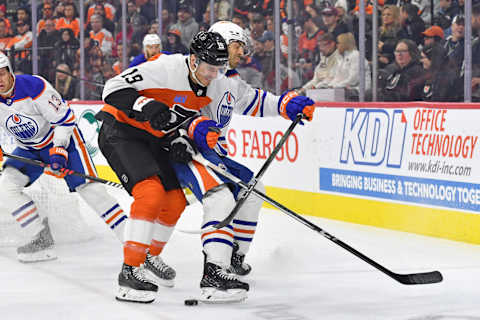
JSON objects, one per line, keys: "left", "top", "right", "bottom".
{"left": 144, "top": 269, "right": 175, "bottom": 288}
{"left": 116, "top": 286, "right": 156, "bottom": 303}
{"left": 17, "top": 249, "right": 57, "bottom": 263}
{"left": 197, "top": 288, "right": 247, "bottom": 304}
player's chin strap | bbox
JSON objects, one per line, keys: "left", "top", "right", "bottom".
{"left": 177, "top": 113, "right": 304, "bottom": 235}
{"left": 1, "top": 150, "right": 125, "bottom": 189}
{"left": 180, "top": 152, "right": 444, "bottom": 286}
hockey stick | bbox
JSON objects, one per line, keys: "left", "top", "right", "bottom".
{"left": 2, "top": 151, "right": 124, "bottom": 189}
{"left": 212, "top": 113, "right": 304, "bottom": 230}
{"left": 188, "top": 155, "right": 443, "bottom": 285}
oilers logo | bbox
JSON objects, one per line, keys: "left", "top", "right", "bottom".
{"left": 6, "top": 113, "right": 39, "bottom": 140}
{"left": 217, "top": 91, "right": 235, "bottom": 127}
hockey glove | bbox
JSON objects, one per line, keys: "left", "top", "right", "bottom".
{"left": 188, "top": 116, "right": 221, "bottom": 151}
{"left": 49, "top": 146, "right": 68, "bottom": 170}
{"left": 140, "top": 99, "right": 171, "bottom": 131}
{"left": 279, "top": 91, "right": 315, "bottom": 122}
{"left": 169, "top": 134, "right": 198, "bottom": 164}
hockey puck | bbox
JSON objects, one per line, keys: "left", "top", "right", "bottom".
{"left": 184, "top": 299, "right": 199, "bottom": 306}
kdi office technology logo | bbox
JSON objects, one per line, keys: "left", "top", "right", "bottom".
{"left": 340, "top": 109, "right": 407, "bottom": 168}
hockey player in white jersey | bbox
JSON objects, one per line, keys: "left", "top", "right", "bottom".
{"left": 0, "top": 52, "right": 128, "bottom": 263}
{"left": 166, "top": 23, "right": 315, "bottom": 303}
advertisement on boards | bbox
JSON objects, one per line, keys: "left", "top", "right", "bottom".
{"left": 318, "top": 107, "right": 480, "bottom": 212}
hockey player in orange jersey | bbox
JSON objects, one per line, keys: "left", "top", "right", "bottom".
{"left": 97, "top": 31, "right": 229, "bottom": 303}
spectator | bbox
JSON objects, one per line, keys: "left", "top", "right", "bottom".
{"left": 299, "top": 32, "right": 342, "bottom": 93}
{"left": 89, "top": 14, "right": 113, "bottom": 57}
{"left": 129, "top": 13, "right": 149, "bottom": 58}
{"left": 112, "top": 42, "right": 125, "bottom": 75}
{"left": 0, "top": 20, "right": 12, "bottom": 51}
{"left": 258, "top": 32, "right": 275, "bottom": 84}
{"left": 87, "top": 0, "right": 115, "bottom": 24}
{"left": 16, "top": 7, "right": 30, "bottom": 25}
{"left": 444, "top": 15, "right": 465, "bottom": 69}
{"left": 321, "top": 7, "right": 348, "bottom": 39}
{"left": 55, "top": 3, "right": 80, "bottom": 37}
{"left": 38, "top": 19, "right": 60, "bottom": 82}
{"left": 328, "top": 32, "right": 371, "bottom": 100}
{"left": 378, "top": 39, "right": 426, "bottom": 101}
{"left": 250, "top": 13, "right": 266, "bottom": 41}
{"left": 471, "top": 4, "right": 480, "bottom": 101}
{"left": 138, "top": 0, "right": 157, "bottom": 25}
{"left": 37, "top": 0, "right": 55, "bottom": 20}
{"left": 232, "top": 12, "right": 249, "bottom": 31}
{"left": 0, "top": 5, "right": 12, "bottom": 36}
{"left": 163, "top": 28, "right": 188, "bottom": 54}
{"left": 422, "top": 25, "right": 445, "bottom": 48}
{"left": 378, "top": 5, "right": 407, "bottom": 69}
{"left": 37, "top": 3, "right": 57, "bottom": 35}
{"left": 87, "top": 4, "right": 115, "bottom": 34}
{"left": 435, "top": 0, "right": 460, "bottom": 30}
{"left": 171, "top": 0, "right": 199, "bottom": 48}
{"left": 160, "top": 8, "right": 174, "bottom": 38}
{"left": 7, "top": 21, "right": 33, "bottom": 74}
{"left": 53, "top": 2, "right": 65, "bottom": 19}
{"left": 400, "top": 3, "right": 425, "bottom": 46}
{"left": 420, "top": 43, "right": 459, "bottom": 101}
{"left": 55, "top": 63, "right": 77, "bottom": 100}
{"left": 55, "top": 28, "right": 79, "bottom": 69}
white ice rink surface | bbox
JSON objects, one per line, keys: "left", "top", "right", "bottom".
{"left": 1, "top": 190, "right": 480, "bottom": 320}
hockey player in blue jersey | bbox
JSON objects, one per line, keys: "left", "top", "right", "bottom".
{"left": 128, "top": 33, "right": 164, "bottom": 68}
{"left": 0, "top": 52, "right": 128, "bottom": 262}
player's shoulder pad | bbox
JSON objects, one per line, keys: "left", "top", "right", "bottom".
{"left": 14, "top": 74, "right": 47, "bottom": 100}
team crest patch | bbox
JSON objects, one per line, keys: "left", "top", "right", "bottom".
{"left": 6, "top": 113, "right": 39, "bottom": 140}
{"left": 217, "top": 91, "right": 235, "bottom": 127}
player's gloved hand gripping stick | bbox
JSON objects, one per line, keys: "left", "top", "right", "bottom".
{"left": 0, "top": 148, "right": 125, "bottom": 189}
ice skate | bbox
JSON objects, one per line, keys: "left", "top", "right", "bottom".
{"left": 143, "top": 252, "right": 176, "bottom": 288}
{"left": 228, "top": 242, "right": 252, "bottom": 276}
{"left": 116, "top": 263, "right": 158, "bottom": 303}
{"left": 17, "top": 217, "right": 57, "bottom": 263}
{"left": 199, "top": 256, "right": 249, "bottom": 303}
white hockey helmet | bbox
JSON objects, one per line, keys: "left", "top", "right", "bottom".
{"left": 0, "top": 51, "right": 13, "bottom": 75}
{"left": 0, "top": 51, "right": 15, "bottom": 95}
{"left": 209, "top": 21, "right": 251, "bottom": 55}
{"left": 143, "top": 33, "right": 162, "bottom": 50}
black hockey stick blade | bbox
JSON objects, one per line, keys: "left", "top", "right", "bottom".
{"left": 393, "top": 270, "right": 443, "bottom": 285}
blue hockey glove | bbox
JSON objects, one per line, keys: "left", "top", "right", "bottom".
{"left": 49, "top": 146, "right": 68, "bottom": 170}
{"left": 279, "top": 91, "right": 315, "bottom": 122}
{"left": 188, "top": 116, "right": 221, "bottom": 151}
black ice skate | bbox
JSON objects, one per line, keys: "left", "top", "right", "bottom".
{"left": 143, "top": 252, "right": 176, "bottom": 287}
{"left": 17, "top": 217, "right": 57, "bottom": 263}
{"left": 116, "top": 263, "right": 158, "bottom": 303}
{"left": 199, "top": 253, "right": 249, "bottom": 303}
{"left": 228, "top": 242, "right": 252, "bottom": 276}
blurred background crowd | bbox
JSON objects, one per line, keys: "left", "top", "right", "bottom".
{"left": 1, "top": 0, "right": 480, "bottom": 102}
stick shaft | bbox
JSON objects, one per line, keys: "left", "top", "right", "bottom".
{"left": 3, "top": 151, "right": 124, "bottom": 189}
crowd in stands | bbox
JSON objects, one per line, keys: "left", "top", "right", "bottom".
{"left": 0, "top": 0, "right": 479, "bottom": 101}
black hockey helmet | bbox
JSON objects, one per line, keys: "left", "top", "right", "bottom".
{"left": 189, "top": 31, "right": 229, "bottom": 66}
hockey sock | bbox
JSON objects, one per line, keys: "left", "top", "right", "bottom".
{"left": 232, "top": 181, "right": 264, "bottom": 255}
{"left": 0, "top": 167, "right": 44, "bottom": 238}
{"left": 76, "top": 182, "right": 128, "bottom": 241}
{"left": 202, "top": 185, "right": 236, "bottom": 267}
